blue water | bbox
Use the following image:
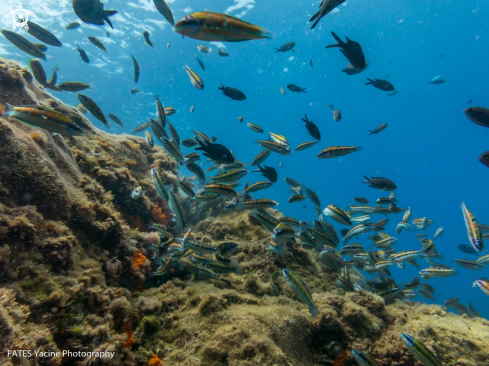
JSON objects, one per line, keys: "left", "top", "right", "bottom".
{"left": 1, "top": 0, "right": 488, "bottom": 317}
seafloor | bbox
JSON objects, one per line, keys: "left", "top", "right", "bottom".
{"left": 0, "top": 57, "right": 488, "bottom": 366}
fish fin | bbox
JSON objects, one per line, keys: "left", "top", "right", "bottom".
{"left": 366, "top": 78, "right": 374, "bottom": 85}
{"left": 235, "top": 266, "right": 244, "bottom": 276}
{"left": 229, "top": 257, "right": 239, "bottom": 266}
{"left": 310, "top": 306, "right": 320, "bottom": 318}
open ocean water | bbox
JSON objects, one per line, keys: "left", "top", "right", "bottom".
{"left": 1, "top": 0, "right": 488, "bottom": 321}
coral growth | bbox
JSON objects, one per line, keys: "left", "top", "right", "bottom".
{"left": 132, "top": 249, "right": 148, "bottom": 270}
{"left": 147, "top": 355, "right": 163, "bottom": 366}
{"left": 151, "top": 202, "right": 170, "bottom": 226}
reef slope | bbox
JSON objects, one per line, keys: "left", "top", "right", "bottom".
{"left": 0, "top": 58, "right": 488, "bottom": 366}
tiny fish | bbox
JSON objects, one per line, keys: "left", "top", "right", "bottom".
{"left": 88, "top": 36, "right": 107, "bottom": 52}
{"left": 328, "top": 103, "right": 341, "bottom": 122}
{"left": 281, "top": 87, "right": 286, "bottom": 95}
{"left": 197, "top": 45, "right": 211, "bottom": 53}
{"left": 190, "top": 106, "right": 194, "bottom": 113}
{"left": 247, "top": 123, "right": 264, "bottom": 133}
{"left": 77, "top": 93, "right": 110, "bottom": 129}
{"left": 433, "top": 227, "right": 444, "bottom": 240}
{"left": 76, "top": 44, "right": 89, "bottom": 63}
{"left": 130, "top": 89, "right": 140, "bottom": 94}
{"left": 65, "top": 22, "right": 81, "bottom": 30}
{"left": 184, "top": 65, "right": 204, "bottom": 89}
{"left": 143, "top": 30, "right": 154, "bottom": 48}
{"left": 368, "top": 123, "right": 388, "bottom": 135}
{"left": 218, "top": 48, "right": 229, "bottom": 57}
{"left": 131, "top": 54, "right": 140, "bottom": 83}
{"left": 107, "top": 113, "right": 123, "bottom": 126}
{"left": 131, "top": 186, "right": 145, "bottom": 199}
{"left": 196, "top": 55, "right": 205, "bottom": 71}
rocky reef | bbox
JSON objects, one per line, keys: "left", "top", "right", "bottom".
{"left": 0, "top": 57, "right": 488, "bottom": 366}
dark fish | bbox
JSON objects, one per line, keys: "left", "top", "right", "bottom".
{"left": 326, "top": 32, "right": 367, "bottom": 72}
{"left": 26, "top": 21, "right": 62, "bottom": 47}
{"left": 195, "top": 138, "right": 234, "bottom": 164}
{"left": 478, "top": 150, "right": 489, "bottom": 168}
{"left": 196, "top": 55, "right": 205, "bottom": 71}
{"left": 72, "top": 0, "right": 117, "bottom": 28}
{"left": 130, "top": 89, "right": 140, "bottom": 94}
{"left": 287, "top": 84, "right": 306, "bottom": 93}
{"left": 218, "top": 82, "right": 246, "bottom": 101}
{"left": 429, "top": 79, "right": 446, "bottom": 84}
{"left": 143, "top": 31, "right": 154, "bottom": 48}
{"left": 33, "top": 43, "right": 48, "bottom": 53}
{"left": 309, "top": 59, "right": 313, "bottom": 68}
{"left": 274, "top": 42, "right": 295, "bottom": 53}
{"left": 366, "top": 78, "right": 394, "bottom": 91}
{"left": 464, "top": 107, "right": 489, "bottom": 128}
{"left": 108, "top": 113, "right": 123, "bottom": 126}
{"left": 132, "top": 54, "right": 140, "bottom": 83}
{"left": 211, "top": 136, "right": 217, "bottom": 143}
{"left": 88, "top": 36, "right": 107, "bottom": 52}
{"left": 218, "top": 48, "right": 229, "bottom": 57}
{"left": 362, "top": 176, "right": 397, "bottom": 191}
{"left": 1, "top": 30, "right": 46, "bottom": 60}
{"left": 77, "top": 93, "right": 109, "bottom": 128}
{"left": 28, "top": 59, "right": 47, "bottom": 86}
{"left": 368, "top": 123, "right": 388, "bottom": 135}
{"left": 457, "top": 244, "right": 479, "bottom": 256}
{"left": 57, "top": 82, "right": 91, "bottom": 92}
{"left": 76, "top": 44, "right": 89, "bottom": 63}
{"left": 309, "top": 0, "right": 346, "bottom": 29}
{"left": 354, "top": 197, "right": 369, "bottom": 204}
{"left": 340, "top": 228, "right": 349, "bottom": 237}
{"left": 106, "top": 31, "right": 110, "bottom": 38}
{"left": 153, "top": 0, "right": 174, "bottom": 26}
{"left": 468, "top": 99, "right": 473, "bottom": 104}
{"left": 301, "top": 114, "right": 320, "bottom": 140}
{"left": 65, "top": 22, "right": 81, "bottom": 30}
{"left": 253, "top": 165, "right": 277, "bottom": 183}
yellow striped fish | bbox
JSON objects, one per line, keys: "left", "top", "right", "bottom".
{"left": 184, "top": 65, "right": 204, "bottom": 89}
{"left": 4, "top": 104, "right": 84, "bottom": 136}
{"left": 283, "top": 269, "right": 320, "bottom": 317}
{"left": 461, "top": 202, "right": 483, "bottom": 253}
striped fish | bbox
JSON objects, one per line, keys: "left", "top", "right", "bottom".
{"left": 473, "top": 278, "right": 489, "bottom": 296}
{"left": 77, "top": 94, "right": 110, "bottom": 129}
{"left": 269, "top": 132, "right": 289, "bottom": 146}
{"left": 323, "top": 204, "right": 352, "bottom": 226}
{"left": 145, "top": 131, "right": 154, "bottom": 148}
{"left": 256, "top": 140, "right": 291, "bottom": 155}
{"left": 317, "top": 146, "right": 362, "bottom": 159}
{"left": 184, "top": 65, "right": 204, "bottom": 89}
{"left": 269, "top": 241, "right": 287, "bottom": 258}
{"left": 203, "top": 184, "right": 237, "bottom": 198}
{"left": 155, "top": 96, "right": 166, "bottom": 128}
{"left": 240, "top": 199, "right": 278, "bottom": 209}
{"left": 250, "top": 210, "right": 280, "bottom": 232}
{"left": 295, "top": 141, "right": 317, "bottom": 151}
{"left": 151, "top": 168, "right": 170, "bottom": 202}
{"left": 133, "top": 120, "right": 150, "bottom": 134}
{"left": 154, "top": 257, "right": 173, "bottom": 275}
{"left": 352, "top": 350, "right": 378, "bottom": 366}
{"left": 164, "top": 106, "right": 176, "bottom": 116}
{"left": 1, "top": 30, "right": 46, "bottom": 60}
{"left": 247, "top": 123, "right": 263, "bottom": 133}
{"left": 244, "top": 180, "right": 273, "bottom": 194}
{"left": 173, "top": 12, "right": 273, "bottom": 42}
{"left": 168, "top": 187, "right": 186, "bottom": 230}
{"left": 161, "top": 137, "right": 184, "bottom": 163}
{"left": 150, "top": 118, "right": 169, "bottom": 140}
{"left": 251, "top": 149, "right": 271, "bottom": 166}
{"left": 131, "top": 54, "right": 140, "bottom": 83}
{"left": 167, "top": 120, "right": 180, "bottom": 146}
{"left": 270, "top": 271, "right": 280, "bottom": 295}
{"left": 3, "top": 104, "right": 83, "bottom": 136}
{"left": 283, "top": 269, "right": 320, "bottom": 318}
{"left": 178, "top": 180, "right": 195, "bottom": 198}
{"left": 212, "top": 169, "right": 248, "bottom": 183}
{"left": 461, "top": 202, "right": 483, "bottom": 253}
{"left": 400, "top": 334, "right": 442, "bottom": 366}
{"left": 207, "top": 261, "right": 243, "bottom": 275}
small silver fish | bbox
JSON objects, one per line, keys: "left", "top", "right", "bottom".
{"left": 131, "top": 186, "right": 146, "bottom": 199}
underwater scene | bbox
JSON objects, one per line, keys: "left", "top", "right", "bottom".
{"left": 1, "top": 0, "right": 489, "bottom": 365}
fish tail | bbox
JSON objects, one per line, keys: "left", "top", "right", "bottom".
{"left": 366, "top": 78, "right": 374, "bottom": 85}
{"left": 2, "top": 102, "right": 12, "bottom": 116}
{"left": 310, "top": 306, "right": 320, "bottom": 318}
{"left": 235, "top": 265, "right": 244, "bottom": 275}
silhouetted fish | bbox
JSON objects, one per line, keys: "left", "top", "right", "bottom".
{"left": 326, "top": 32, "right": 367, "bottom": 73}
{"left": 362, "top": 176, "right": 397, "bottom": 191}
{"left": 218, "top": 82, "right": 246, "bottom": 101}
{"left": 301, "top": 114, "right": 320, "bottom": 140}
{"left": 287, "top": 84, "right": 306, "bottom": 93}
{"left": 368, "top": 123, "right": 388, "bottom": 135}
{"left": 195, "top": 139, "right": 234, "bottom": 164}
{"left": 196, "top": 55, "right": 205, "bottom": 71}
{"left": 309, "top": 0, "right": 346, "bottom": 29}
{"left": 275, "top": 42, "right": 295, "bottom": 53}
{"left": 366, "top": 78, "right": 395, "bottom": 91}
{"left": 72, "top": 0, "right": 117, "bottom": 28}
{"left": 253, "top": 165, "right": 277, "bottom": 183}
{"left": 478, "top": 150, "right": 489, "bottom": 168}
{"left": 464, "top": 107, "right": 489, "bottom": 128}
